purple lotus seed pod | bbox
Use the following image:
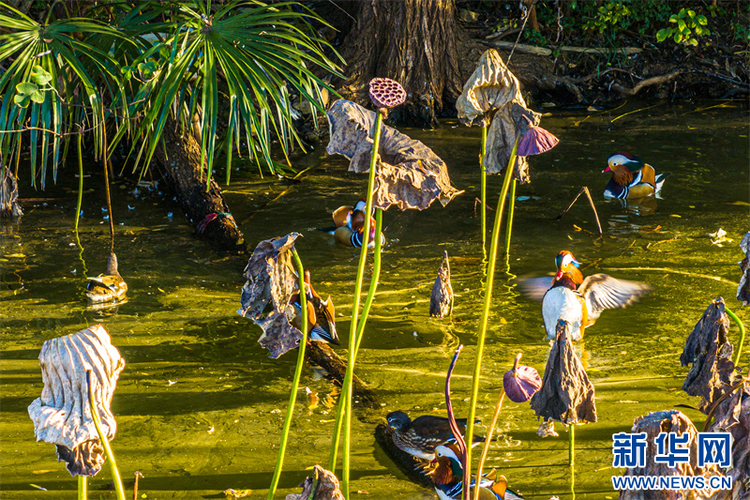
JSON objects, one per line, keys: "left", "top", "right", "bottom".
{"left": 517, "top": 123, "right": 559, "bottom": 157}
{"left": 503, "top": 353, "right": 542, "bottom": 403}
{"left": 368, "top": 78, "right": 406, "bottom": 110}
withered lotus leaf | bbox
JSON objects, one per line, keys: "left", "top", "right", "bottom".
{"left": 619, "top": 411, "right": 718, "bottom": 500}
{"left": 455, "top": 49, "right": 540, "bottom": 184}
{"left": 530, "top": 319, "right": 597, "bottom": 425}
{"left": 738, "top": 232, "right": 750, "bottom": 305}
{"left": 253, "top": 306, "right": 303, "bottom": 360}
{"left": 503, "top": 353, "right": 542, "bottom": 403}
{"left": 680, "top": 298, "right": 741, "bottom": 414}
{"left": 326, "top": 99, "right": 463, "bottom": 211}
{"left": 239, "top": 233, "right": 300, "bottom": 319}
{"left": 27, "top": 325, "right": 124, "bottom": 476}
{"left": 368, "top": 78, "right": 406, "bottom": 110}
{"left": 517, "top": 122, "right": 559, "bottom": 157}
{"left": 429, "top": 251, "right": 454, "bottom": 319}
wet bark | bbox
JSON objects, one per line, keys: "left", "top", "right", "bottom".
{"left": 338, "top": 0, "right": 479, "bottom": 127}
{"left": 306, "top": 341, "right": 378, "bottom": 409}
{"left": 153, "top": 119, "right": 245, "bottom": 252}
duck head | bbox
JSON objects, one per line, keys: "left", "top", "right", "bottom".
{"left": 603, "top": 153, "right": 644, "bottom": 186}
{"left": 386, "top": 410, "right": 411, "bottom": 431}
{"left": 434, "top": 444, "right": 464, "bottom": 484}
{"left": 555, "top": 250, "right": 583, "bottom": 285}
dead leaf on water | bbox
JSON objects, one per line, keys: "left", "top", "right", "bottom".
{"left": 670, "top": 214, "right": 681, "bottom": 218}
{"left": 223, "top": 488, "right": 252, "bottom": 499}
{"left": 31, "top": 470, "right": 57, "bottom": 475}
{"left": 30, "top": 484, "right": 48, "bottom": 491}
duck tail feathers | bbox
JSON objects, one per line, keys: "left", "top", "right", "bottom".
{"left": 655, "top": 172, "right": 670, "bottom": 196}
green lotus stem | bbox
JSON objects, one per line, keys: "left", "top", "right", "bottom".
{"left": 473, "top": 390, "right": 505, "bottom": 500}
{"left": 569, "top": 423, "right": 575, "bottom": 467}
{"left": 504, "top": 180, "right": 516, "bottom": 255}
{"left": 331, "top": 110, "right": 383, "bottom": 499}
{"left": 463, "top": 136, "right": 519, "bottom": 482}
{"left": 77, "top": 475, "right": 86, "bottom": 500}
{"left": 354, "top": 208, "right": 383, "bottom": 359}
{"left": 75, "top": 131, "right": 83, "bottom": 232}
{"left": 480, "top": 125, "right": 488, "bottom": 259}
{"left": 267, "top": 249, "right": 308, "bottom": 500}
{"left": 725, "top": 306, "right": 745, "bottom": 366}
{"left": 86, "top": 371, "right": 126, "bottom": 500}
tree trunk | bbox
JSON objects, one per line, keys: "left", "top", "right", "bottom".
{"left": 153, "top": 119, "right": 245, "bottom": 252}
{"left": 338, "top": 0, "right": 478, "bottom": 127}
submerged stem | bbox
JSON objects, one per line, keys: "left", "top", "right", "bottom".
{"left": 464, "top": 137, "right": 518, "bottom": 484}
{"left": 86, "top": 371, "right": 126, "bottom": 500}
{"left": 725, "top": 306, "right": 745, "bottom": 367}
{"left": 504, "top": 180, "right": 516, "bottom": 255}
{"left": 267, "top": 249, "right": 309, "bottom": 500}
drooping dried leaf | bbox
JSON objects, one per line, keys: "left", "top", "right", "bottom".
{"left": 503, "top": 353, "right": 542, "bottom": 403}
{"left": 619, "top": 411, "right": 718, "bottom": 500}
{"left": 738, "top": 232, "right": 750, "bottom": 305}
{"left": 27, "top": 325, "right": 125, "bottom": 476}
{"left": 284, "top": 465, "right": 344, "bottom": 500}
{"left": 680, "top": 298, "right": 741, "bottom": 414}
{"left": 1, "top": 167, "right": 23, "bottom": 217}
{"left": 530, "top": 320, "right": 597, "bottom": 425}
{"left": 708, "top": 393, "right": 750, "bottom": 500}
{"left": 254, "top": 306, "right": 303, "bottom": 359}
{"left": 517, "top": 124, "right": 559, "bottom": 157}
{"left": 455, "top": 49, "right": 540, "bottom": 184}
{"left": 239, "top": 233, "right": 300, "bottom": 319}
{"left": 326, "top": 100, "right": 463, "bottom": 211}
{"left": 429, "top": 251, "right": 453, "bottom": 319}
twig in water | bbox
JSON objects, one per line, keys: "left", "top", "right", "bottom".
{"left": 556, "top": 186, "right": 602, "bottom": 237}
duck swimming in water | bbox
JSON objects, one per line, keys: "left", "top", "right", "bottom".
{"left": 433, "top": 444, "right": 524, "bottom": 500}
{"left": 290, "top": 270, "right": 339, "bottom": 345}
{"left": 85, "top": 252, "right": 128, "bottom": 303}
{"left": 331, "top": 199, "right": 386, "bottom": 248}
{"left": 603, "top": 153, "right": 670, "bottom": 199}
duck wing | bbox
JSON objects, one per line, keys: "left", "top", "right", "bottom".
{"left": 517, "top": 276, "right": 555, "bottom": 302}
{"left": 579, "top": 274, "right": 650, "bottom": 321}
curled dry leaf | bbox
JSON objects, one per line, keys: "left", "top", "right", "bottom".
{"left": 429, "top": 251, "right": 453, "bottom": 319}
{"left": 238, "top": 233, "right": 300, "bottom": 319}
{"left": 503, "top": 353, "right": 542, "bottom": 403}
{"left": 680, "top": 298, "right": 741, "bottom": 416}
{"left": 27, "top": 325, "right": 125, "bottom": 476}
{"left": 284, "top": 465, "right": 344, "bottom": 500}
{"left": 619, "top": 411, "right": 718, "bottom": 500}
{"left": 738, "top": 232, "right": 750, "bottom": 305}
{"left": 253, "top": 307, "right": 303, "bottom": 360}
{"left": 326, "top": 99, "right": 463, "bottom": 211}
{"left": 455, "top": 49, "right": 541, "bottom": 184}
{"left": 530, "top": 320, "right": 597, "bottom": 425}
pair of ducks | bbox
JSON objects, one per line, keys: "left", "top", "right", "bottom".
{"left": 386, "top": 411, "right": 523, "bottom": 499}
{"left": 331, "top": 199, "right": 386, "bottom": 248}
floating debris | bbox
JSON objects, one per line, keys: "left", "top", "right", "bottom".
{"left": 284, "top": 465, "right": 344, "bottom": 500}
{"left": 429, "top": 251, "right": 453, "bottom": 319}
{"left": 738, "top": 232, "right": 750, "bottom": 305}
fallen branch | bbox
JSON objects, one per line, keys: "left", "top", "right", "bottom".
{"left": 556, "top": 186, "right": 602, "bottom": 237}
{"left": 305, "top": 340, "right": 379, "bottom": 409}
{"left": 611, "top": 70, "right": 681, "bottom": 96}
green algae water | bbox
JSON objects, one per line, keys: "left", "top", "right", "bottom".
{"left": 1, "top": 100, "right": 748, "bottom": 499}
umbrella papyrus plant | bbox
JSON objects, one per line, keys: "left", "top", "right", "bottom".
{"left": 430, "top": 251, "right": 454, "bottom": 319}
{"left": 238, "top": 232, "right": 303, "bottom": 359}
{"left": 619, "top": 411, "right": 719, "bottom": 500}
{"left": 27, "top": 324, "right": 125, "bottom": 477}
{"left": 326, "top": 99, "right": 463, "bottom": 211}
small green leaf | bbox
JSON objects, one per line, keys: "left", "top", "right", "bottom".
{"left": 13, "top": 93, "right": 31, "bottom": 108}
{"left": 30, "top": 65, "right": 52, "bottom": 86}
{"left": 689, "top": 38, "right": 698, "bottom": 46}
{"left": 674, "top": 32, "right": 682, "bottom": 43}
{"left": 656, "top": 29, "right": 670, "bottom": 42}
{"left": 669, "top": 14, "right": 678, "bottom": 22}
{"left": 697, "top": 15, "right": 708, "bottom": 26}
{"left": 16, "top": 82, "right": 39, "bottom": 95}
{"left": 677, "top": 19, "right": 687, "bottom": 31}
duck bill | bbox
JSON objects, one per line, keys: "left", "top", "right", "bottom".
{"left": 555, "top": 270, "right": 564, "bottom": 280}
{"left": 602, "top": 166, "right": 612, "bottom": 173}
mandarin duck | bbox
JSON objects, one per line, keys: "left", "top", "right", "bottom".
{"left": 386, "top": 411, "right": 484, "bottom": 461}
{"left": 290, "top": 270, "right": 339, "bottom": 345}
{"left": 85, "top": 252, "right": 128, "bottom": 303}
{"left": 520, "top": 250, "right": 650, "bottom": 341}
{"left": 332, "top": 199, "right": 386, "bottom": 248}
{"left": 603, "top": 153, "right": 670, "bottom": 199}
{"left": 433, "top": 444, "right": 524, "bottom": 500}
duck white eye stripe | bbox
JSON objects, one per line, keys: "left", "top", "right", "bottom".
{"left": 561, "top": 253, "right": 573, "bottom": 267}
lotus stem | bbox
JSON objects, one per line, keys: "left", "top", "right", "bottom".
{"left": 267, "top": 249, "right": 309, "bottom": 500}
{"left": 332, "top": 110, "right": 383, "bottom": 499}
{"left": 77, "top": 475, "right": 87, "bottom": 500}
{"left": 480, "top": 126, "right": 488, "bottom": 259}
{"left": 569, "top": 423, "right": 575, "bottom": 467}
{"left": 464, "top": 137, "right": 519, "bottom": 482}
{"left": 444, "top": 345, "right": 469, "bottom": 500}
{"left": 100, "top": 106, "right": 115, "bottom": 254}
{"left": 86, "top": 371, "right": 126, "bottom": 500}
{"left": 75, "top": 131, "right": 83, "bottom": 232}
{"left": 725, "top": 306, "right": 745, "bottom": 366}
{"left": 504, "top": 180, "right": 516, "bottom": 255}
{"left": 354, "top": 208, "right": 383, "bottom": 359}
{"left": 474, "top": 390, "right": 505, "bottom": 500}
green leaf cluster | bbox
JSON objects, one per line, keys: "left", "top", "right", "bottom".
{"left": 656, "top": 8, "right": 709, "bottom": 46}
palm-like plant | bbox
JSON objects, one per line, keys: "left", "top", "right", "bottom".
{"left": 113, "top": 0, "right": 343, "bottom": 184}
{"left": 0, "top": 2, "right": 127, "bottom": 188}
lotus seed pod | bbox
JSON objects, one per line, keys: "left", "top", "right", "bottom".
{"left": 503, "top": 353, "right": 542, "bottom": 403}
{"left": 368, "top": 78, "right": 406, "bottom": 110}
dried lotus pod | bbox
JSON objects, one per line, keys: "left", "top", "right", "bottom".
{"left": 503, "top": 353, "right": 542, "bottom": 403}
{"left": 368, "top": 78, "right": 406, "bottom": 112}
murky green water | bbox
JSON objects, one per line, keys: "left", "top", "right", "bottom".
{"left": 2, "top": 100, "right": 748, "bottom": 499}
